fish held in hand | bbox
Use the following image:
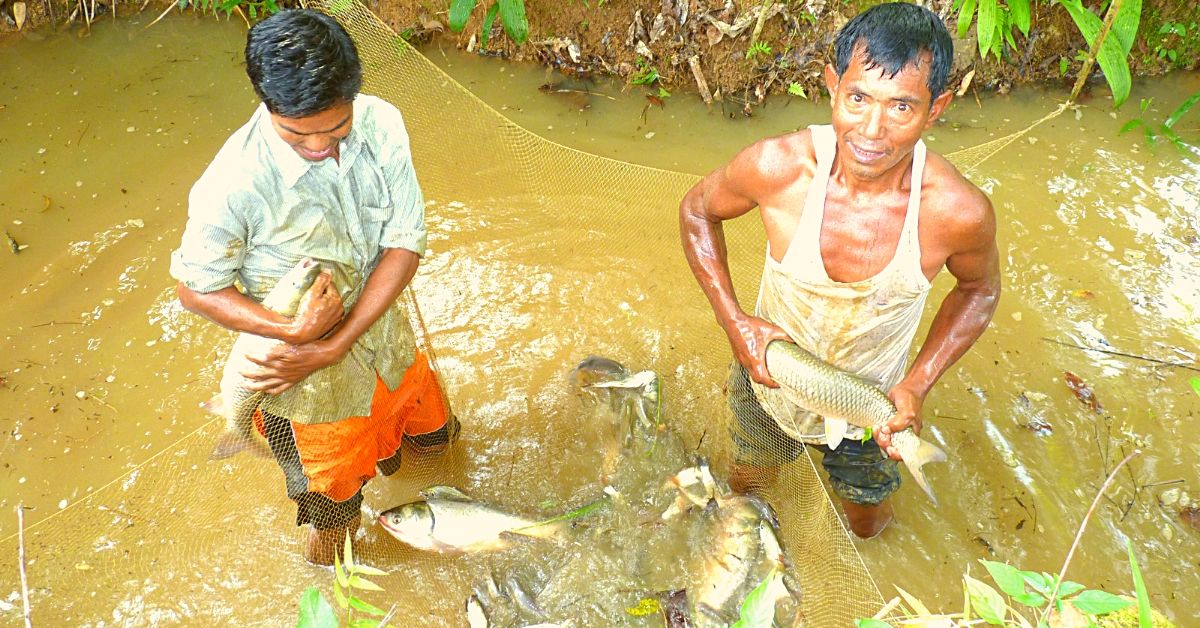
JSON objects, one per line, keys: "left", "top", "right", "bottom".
{"left": 763, "top": 340, "right": 948, "bottom": 503}
{"left": 206, "top": 257, "right": 324, "bottom": 460}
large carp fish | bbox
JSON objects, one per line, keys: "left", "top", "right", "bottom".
{"left": 763, "top": 339, "right": 948, "bottom": 503}
{"left": 205, "top": 257, "right": 323, "bottom": 460}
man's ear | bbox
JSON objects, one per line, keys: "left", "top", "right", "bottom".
{"left": 823, "top": 64, "right": 839, "bottom": 105}
{"left": 926, "top": 90, "right": 954, "bottom": 128}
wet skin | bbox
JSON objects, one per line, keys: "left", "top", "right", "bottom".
{"left": 679, "top": 47, "right": 1000, "bottom": 537}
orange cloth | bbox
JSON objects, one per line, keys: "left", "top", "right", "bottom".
{"left": 253, "top": 350, "right": 449, "bottom": 502}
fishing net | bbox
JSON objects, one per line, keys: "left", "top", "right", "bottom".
{"left": 0, "top": 2, "right": 1074, "bottom": 625}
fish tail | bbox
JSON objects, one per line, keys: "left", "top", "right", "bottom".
{"left": 902, "top": 438, "right": 948, "bottom": 505}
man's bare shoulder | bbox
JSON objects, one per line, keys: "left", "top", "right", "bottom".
{"left": 921, "top": 150, "right": 995, "bottom": 247}
{"left": 728, "top": 128, "right": 818, "bottom": 190}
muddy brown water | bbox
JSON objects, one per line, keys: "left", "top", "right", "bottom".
{"left": 2, "top": 14, "right": 1199, "bottom": 625}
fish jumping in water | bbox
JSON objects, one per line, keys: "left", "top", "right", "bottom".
{"left": 763, "top": 339, "right": 949, "bottom": 503}
{"left": 205, "top": 257, "right": 324, "bottom": 460}
{"left": 571, "top": 355, "right": 660, "bottom": 480}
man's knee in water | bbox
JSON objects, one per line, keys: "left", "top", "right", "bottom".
{"left": 841, "top": 499, "right": 894, "bottom": 539}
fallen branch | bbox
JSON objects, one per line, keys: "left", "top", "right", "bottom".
{"left": 1039, "top": 449, "right": 1141, "bottom": 626}
{"left": 688, "top": 56, "right": 713, "bottom": 105}
{"left": 1041, "top": 337, "right": 1200, "bottom": 372}
{"left": 17, "top": 505, "right": 32, "bottom": 628}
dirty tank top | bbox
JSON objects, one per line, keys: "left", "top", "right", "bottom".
{"left": 750, "top": 124, "right": 932, "bottom": 446}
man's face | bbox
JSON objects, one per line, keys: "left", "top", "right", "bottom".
{"left": 824, "top": 48, "right": 952, "bottom": 180}
{"left": 269, "top": 100, "right": 353, "bottom": 162}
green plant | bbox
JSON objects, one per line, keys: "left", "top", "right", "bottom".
{"left": 1055, "top": 0, "right": 1142, "bottom": 107}
{"left": 631, "top": 58, "right": 662, "bottom": 86}
{"left": 952, "top": 0, "right": 1031, "bottom": 61}
{"left": 786, "top": 82, "right": 806, "bottom": 98}
{"left": 448, "top": 0, "right": 528, "bottom": 47}
{"left": 296, "top": 534, "right": 394, "bottom": 628}
{"left": 1153, "top": 22, "right": 1187, "bottom": 64}
{"left": 745, "top": 40, "right": 772, "bottom": 61}
{"left": 1120, "top": 90, "right": 1200, "bottom": 153}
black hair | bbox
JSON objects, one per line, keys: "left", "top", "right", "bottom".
{"left": 245, "top": 9, "right": 362, "bottom": 118}
{"left": 833, "top": 2, "right": 953, "bottom": 102}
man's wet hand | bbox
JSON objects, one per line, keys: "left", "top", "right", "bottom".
{"left": 242, "top": 341, "right": 346, "bottom": 395}
{"left": 876, "top": 384, "right": 924, "bottom": 460}
{"left": 726, "top": 315, "right": 791, "bottom": 388}
{"left": 287, "top": 271, "right": 343, "bottom": 344}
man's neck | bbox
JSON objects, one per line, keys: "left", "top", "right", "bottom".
{"left": 829, "top": 146, "right": 917, "bottom": 198}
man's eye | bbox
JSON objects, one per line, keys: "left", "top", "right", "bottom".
{"left": 851, "top": 94, "right": 864, "bottom": 103}
{"left": 896, "top": 103, "right": 909, "bottom": 112}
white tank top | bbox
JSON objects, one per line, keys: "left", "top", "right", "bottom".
{"left": 750, "top": 124, "right": 932, "bottom": 446}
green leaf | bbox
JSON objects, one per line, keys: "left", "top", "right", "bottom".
{"left": 1057, "top": 0, "right": 1134, "bottom": 107}
{"left": 349, "top": 575, "right": 385, "bottom": 592}
{"left": 1021, "top": 570, "right": 1052, "bottom": 595}
{"left": 1164, "top": 91, "right": 1200, "bottom": 129}
{"left": 1010, "top": 0, "right": 1031, "bottom": 36}
{"left": 343, "top": 533, "right": 355, "bottom": 569}
{"left": 1014, "top": 592, "right": 1048, "bottom": 607}
{"left": 855, "top": 620, "right": 893, "bottom": 628}
{"left": 349, "top": 620, "right": 381, "bottom": 628}
{"left": 352, "top": 563, "right": 389, "bottom": 578}
{"left": 732, "top": 570, "right": 785, "bottom": 628}
{"left": 980, "top": 560, "right": 1028, "bottom": 598}
{"left": 481, "top": 2, "right": 499, "bottom": 47}
{"left": 1127, "top": 539, "right": 1152, "bottom": 628}
{"left": 1058, "top": 581, "right": 1088, "bottom": 598}
{"left": 448, "top": 0, "right": 477, "bottom": 32}
{"left": 1069, "top": 590, "right": 1134, "bottom": 615}
{"left": 348, "top": 596, "right": 388, "bottom": 616}
{"left": 297, "top": 587, "right": 339, "bottom": 628}
{"left": 327, "top": 0, "right": 352, "bottom": 15}
{"left": 626, "top": 598, "right": 662, "bottom": 616}
{"left": 965, "top": 575, "right": 1008, "bottom": 625}
{"left": 1059, "top": 56, "right": 1070, "bottom": 76}
{"left": 334, "top": 553, "right": 349, "bottom": 589}
{"left": 957, "top": 0, "right": 977, "bottom": 39}
{"left": 1111, "top": 0, "right": 1142, "bottom": 56}
{"left": 497, "top": 0, "right": 528, "bottom": 44}
{"left": 977, "top": 0, "right": 997, "bottom": 58}
{"left": 1118, "top": 119, "right": 1147, "bottom": 136}
{"left": 333, "top": 578, "right": 349, "bottom": 610}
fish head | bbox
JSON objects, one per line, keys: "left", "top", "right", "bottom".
{"left": 378, "top": 502, "right": 436, "bottom": 548}
{"left": 571, "top": 356, "right": 631, "bottom": 404}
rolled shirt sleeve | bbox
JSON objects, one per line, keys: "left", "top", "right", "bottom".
{"left": 169, "top": 183, "right": 250, "bottom": 294}
{"left": 374, "top": 103, "right": 427, "bottom": 257}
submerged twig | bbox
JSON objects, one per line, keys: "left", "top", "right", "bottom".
{"left": 17, "top": 505, "right": 32, "bottom": 628}
{"left": 1041, "top": 337, "right": 1200, "bottom": 372}
{"left": 1039, "top": 449, "right": 1141, "bottom": 626}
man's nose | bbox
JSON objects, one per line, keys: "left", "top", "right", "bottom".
{"left": 860, "top": 105, "right": 885, "bottom": 140}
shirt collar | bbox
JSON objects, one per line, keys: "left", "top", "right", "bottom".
{"left": 254, "top": 102, "right": 363, "bottom": 188}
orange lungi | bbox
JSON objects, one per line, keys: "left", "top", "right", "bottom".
{"left": 253, "top": 350, "right": 449, "bottom": 528}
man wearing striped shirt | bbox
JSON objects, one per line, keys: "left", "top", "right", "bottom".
{"left": 171, "top": 9, "right": 455, "bottom": 564}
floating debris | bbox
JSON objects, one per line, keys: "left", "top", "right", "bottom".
{"left": 4, "top": 230, "right": 20, "bottom": 254}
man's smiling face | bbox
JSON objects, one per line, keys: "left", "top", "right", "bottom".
{"left": 269, "top": 100, "right": 353, "bottom": 162}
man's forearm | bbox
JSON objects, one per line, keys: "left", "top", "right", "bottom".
{"left": 325, "top": 247, "right": 419, "bottom": 355}
{"left": 901, "top": 281, "right": 1000, "bottom": 398}
{"left": 680, "top": 193, "right": 747, "bottom": 332}
{"left": 177, "top": 283, "right": 297, "bottom": 341}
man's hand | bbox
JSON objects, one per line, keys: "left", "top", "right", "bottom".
{"left": 726, "top": 315, "right": 792, "bottom": 388}
{"left": 286, "top": 271, "right": 344, "bottom": 345}
{"left": 875, "top": 384, "right": 924, "bottom": 460}
{"left": 242, "top": 340, "right": 347, "bottom": 395}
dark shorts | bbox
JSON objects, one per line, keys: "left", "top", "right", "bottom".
{"left": 726, "top": 363, "right": 900, "bottom": 506}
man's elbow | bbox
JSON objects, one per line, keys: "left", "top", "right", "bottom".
{"left": 176, "top": 282, "right": 201, "bottom": 313}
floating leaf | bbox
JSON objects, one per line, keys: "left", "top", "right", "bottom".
{"left": 854, "top": 620, "right": 892, "bottom": 628}
{"left": 1071, "top": 289, "right": 1096, "bottom": 299}
{"left": 895, "top": 585, "right": 931, "bottom": 616}
{"left": 1189, "top": 377, "right": 1200, "bottom": 399}
{"left": 626, "top": 598, "right": 662, "bottom": 617}
{"left": 297, "top": 587, "right": 339, "bottom": 628}
{"left": 1064, "top": 372, "right": 1103, "bottom": 414}
{"left": 1069, "top": 590, "right": 1134, "bottom": 615}
{"left": 965, "top": 575, "right": 1007, "bottom": 625}
{"left": 1164, "top": 91, "right": 1200, "bottom": 129}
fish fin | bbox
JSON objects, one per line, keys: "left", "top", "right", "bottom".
{"left": 422, "top": 486, "right": 473, "bottom": 501}
{"left": 208, "top": 430, "right": 272, "bottom": 461}
{"left": 200, "top": 393, "right": 226, "bottom": 417}
{"left": 902, "top": 438, "right": 949, "bottom": 505}
{"left": 824, "top": 418, "right": 848, "bottom": 450}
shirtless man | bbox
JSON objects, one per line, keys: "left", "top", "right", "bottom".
{"left": 679, "top": 2, "right": 1000, "bottom": 538}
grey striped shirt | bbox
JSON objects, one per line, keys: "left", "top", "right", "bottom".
{"left": 170, "top": 94, "right": 425, "bottom": 424}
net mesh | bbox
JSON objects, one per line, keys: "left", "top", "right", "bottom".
{"left": 0, "top": 2, "right": 1072, "bottom": 625}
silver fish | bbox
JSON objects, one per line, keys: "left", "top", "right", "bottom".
{"left": 205, "top": 257, "right": 323, "bottom": 459}
{"left": 378, "top": 486, "right": 603, "bottom": 553}
{"left": 764, "top": 340, "right": 948, "bottom": 503}
{"left": 693, "top": 494, "right": 789, "bottom": 626}
{"left": 572, "top": 356, "right": 661, "bottom": 480}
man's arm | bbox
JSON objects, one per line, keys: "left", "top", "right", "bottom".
{"left": 242, "top": 247, "right": 420, "bottom": 394}
{"left": 176, "top": 274, "right": 344, "bottom": 345}
{"left": 878, "top": 189, "right": 1001, "bottom": 458}
{"left": 679, "top": 138, "right": 795, "bottom": 387}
